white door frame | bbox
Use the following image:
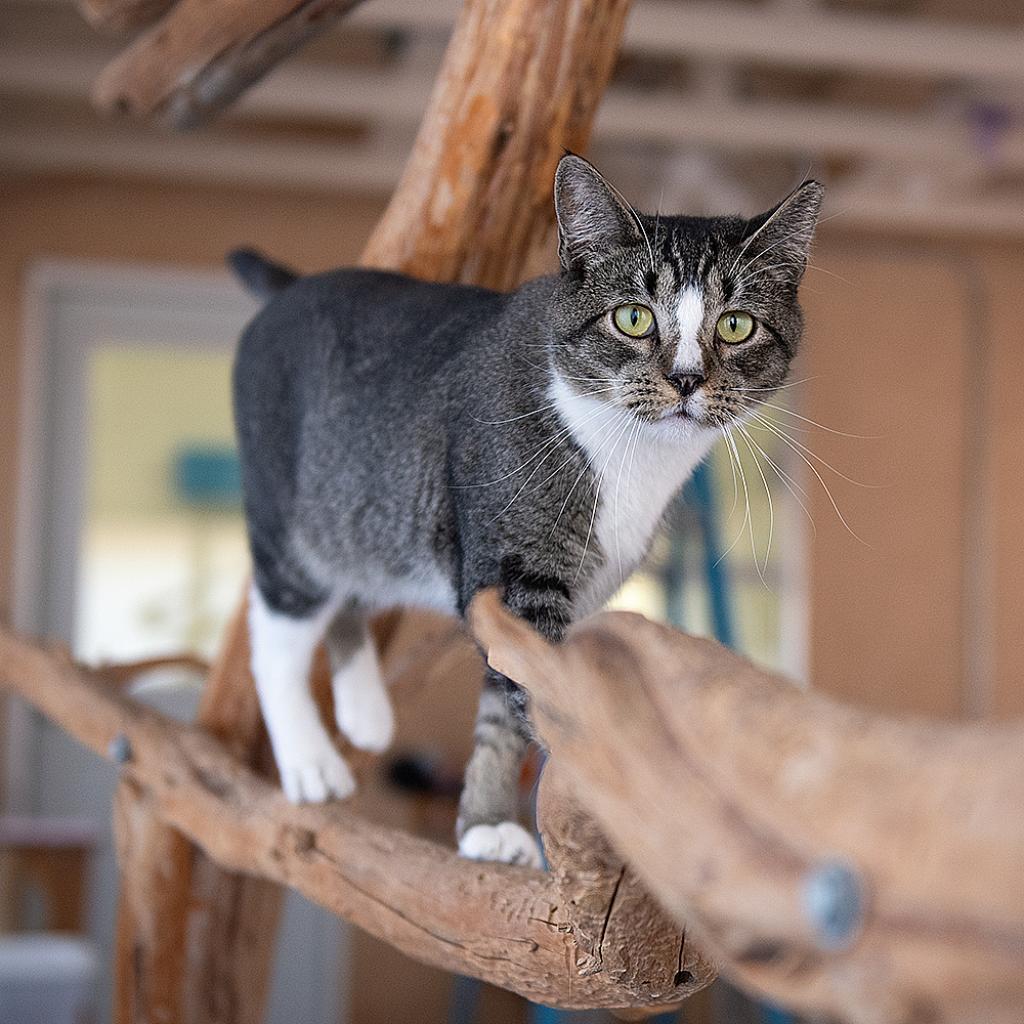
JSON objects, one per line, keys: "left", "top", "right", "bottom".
{"left": 8, "top": 259, "right": 256, "bottom": 811}
{"left": 7, "top": 260, "right": 346, "bottom": 1024}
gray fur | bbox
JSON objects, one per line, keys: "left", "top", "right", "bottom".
{"left": 232, "top": 154, "right": 823, "bottom": 839}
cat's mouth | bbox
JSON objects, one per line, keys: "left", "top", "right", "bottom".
{"left": 661, "top": 399, "right": 701, "bottom": 423}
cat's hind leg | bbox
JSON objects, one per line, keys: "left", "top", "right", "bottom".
{"left": 248, "top": 582, "right": 355, "bottom": 803}
{"left": 325, "top": 604, "right": 394, "bottom": 754}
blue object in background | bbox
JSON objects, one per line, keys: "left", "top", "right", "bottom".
{"left": 762, "top": 1003, "right": 797, "bottom": 1024}
{"left": 683, "top": 459, "right": 736, "bottom": 648}
{"left": 174, "top": 446, "right": 241, "bottom": 508}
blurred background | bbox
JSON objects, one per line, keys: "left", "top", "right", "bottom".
{"left": 0, "top": 0, "right": 1022, "bottom": 1021}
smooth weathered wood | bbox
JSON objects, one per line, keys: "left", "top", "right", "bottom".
{"left": 112, "top": 598, "right": 284, "bottom": 1024}
{"left": 98, "top": 653, "right": 210, "bottom": 687}
{"left": 361, "top": 0, "right": 633, "bottom": 290}
{"left": 0, "top": 625, "right": 709, "bottom": 1010}
{"left": 79, "top": 0, "right": 176, "bottom": 36}
{"left": 92, "top": 0, "right": 367, "bottom": 128}
{"left": 113, "top": 780, "right": 193, "bottom": 1024}
{"left": 471, "top": 591, "right": 1024, "bottom": 1024}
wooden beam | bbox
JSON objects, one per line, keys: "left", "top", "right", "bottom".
{"left": 9, "top": 34, "right": 1024, "bottom": 176}
{"left": 0, "top": 623, "right": 712, "bottom": 1010}
{"left": 78, "top": 0, "right": 175, "bottom": 36}
{"left": 92, "top": 0, "right": 369, "bottom": 128}
{"left": 471, "top": 591, "right": 1024, "bottom": 1024}
{"left": 360, "top": 0, "right": 635, "bottom": 288}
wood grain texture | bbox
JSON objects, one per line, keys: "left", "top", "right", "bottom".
{"left": 92, "top": 0, "right": 367, "bottom": 128}
{"left": 361, "top": 0, "right": 632, "bottom": 290}
{"left": 472, "top": 590, "right": 1024, "bottom": 1024}
{"left": 0, "top": 624, "right": 710, "bottom": 1011}
{"left": 112, "top": 598, "right": 284, "bottom": 1024}
{"left": 78, "top": 0, "right": 175, "bottom": 36}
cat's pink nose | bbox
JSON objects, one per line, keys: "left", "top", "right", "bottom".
{"left": 668, "top": 372, "right": 704, "bottom": 398}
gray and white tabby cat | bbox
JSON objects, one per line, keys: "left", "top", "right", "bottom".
{"left": 231, "top": 154, "right": 823, "bottom": 867}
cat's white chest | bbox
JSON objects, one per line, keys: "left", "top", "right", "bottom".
{"left": 550, "top": 374, "right": 715, "bottom": 616}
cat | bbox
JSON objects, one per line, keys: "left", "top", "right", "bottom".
{"left": 230, "top": 154, "right": 823, "bottom": 867}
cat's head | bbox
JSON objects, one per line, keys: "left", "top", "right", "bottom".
{"left": 549, "top": 154, "right": 823, "bottom": 439}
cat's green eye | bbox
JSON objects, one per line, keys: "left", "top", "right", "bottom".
{"left": 613, "top": 304, "right": 655, "bottom": 338}
{"left": 716, "top": 310, "right": 755, "bottom": 344}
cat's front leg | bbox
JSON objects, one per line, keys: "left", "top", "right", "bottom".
{"left": 456, "top": 666, "right": 540, "bottom": 866}
{"left": 456, "top": 564, "right": 571, "bottom": 868}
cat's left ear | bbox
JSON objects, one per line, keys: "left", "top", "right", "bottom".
{"left": 554, "top": 154, "right": 641, "bottom": 274}
{"left": 740, "top": 180, "right": 824, "bottom": 284}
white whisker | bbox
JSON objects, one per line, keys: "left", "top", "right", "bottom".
{"left": 717, "top": 430, "right": 755, "bottom": 574}
{"left": 466, "top": 397, "right": 611, "bottom": 489}
{"left": 751, "top": 415, "right": 870, "bottom": 546}
{"left": 749, "top": 412, "right": 880, "bottom": 488}
{"left": 754, "top": 401, "right": 881, "bottom": 439}
{"left": 472, "top": 384, "right": 619, "bottom": 425}
{"left": 738, "top": 424, "right": 817, "bottom": 539}
{"left": 728, "top": 376, "right": 818, "bottom": 393}
{"left": 718, "top": 426, "right": 740, "bottom": 524}
{"left": 548, "top": 410, "right": 631, "bottom": 540}
{"left": 737, "top": 427, "right": 775, "bottom": 576}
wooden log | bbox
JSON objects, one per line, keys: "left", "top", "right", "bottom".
{"left": 361, "top": 0, "right": 633, "bottom": 290}
{"left": 112, "top": 598, "right": 284, "bottom": 1024}
{"left": 471, "top": 591, "right": 1024, "bottom": 1024}
{"left": 92, "top": 0, "right": 367, "bottom": 129}
{"left": 0, "top": 625, "right": 710, "bottom": 1010}
{"left": 97, "top": 653, "right": 210, "bottom": 687}
{"left": 112, "top": 780, "right": 193, "bottom": 1024}
{"left": 537, "top": 764, "right": 708, "bottom": 1007}
{"left": 98, "top": 1, "right": 640, "bottom": 1018}
{"left": 78, "top": 0, "right": 176, "bottom": 37}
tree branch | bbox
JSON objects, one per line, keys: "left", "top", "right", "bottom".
{"left": 471, "top": 590, "right": 1024, "bottom": 1024}
{"left": 0, "top": 623, "right": 710, "bottom": 1011}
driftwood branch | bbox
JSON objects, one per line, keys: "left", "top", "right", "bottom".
{"left": 0, "top": 624, "right": 710, "bottom": 1010}
{"left": 359, "top": 0, "right": 633, "bottom": 289}
{"left": 78, "top": 0, "right": 175, "bottom": 36}
{"left": 92, "top": 0, "right": 367, "bottom": 128}
{"left": 471, "top": 591, "right": 1024, "bottom": 1024}
{"left": 97, "top": 653, "right": 210, "bottom": 687}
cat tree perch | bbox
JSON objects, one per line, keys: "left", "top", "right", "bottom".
{"left": 3, "top": 595, "right": 1023, "bottom": 1023}
{"left": 6, "top": 0, "right": 1023, "bottom": 1021}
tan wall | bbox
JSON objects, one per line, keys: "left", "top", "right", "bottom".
{"left": 798, "top": 237, "right": 1023, "bottom": 720}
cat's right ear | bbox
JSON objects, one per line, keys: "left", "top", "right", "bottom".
{"left": 554, "top": 154, "right": 640, "bottom": 274}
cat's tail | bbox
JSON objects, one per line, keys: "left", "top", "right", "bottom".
{"left": 227, "top": 248, "right": 298, "bottom": 300}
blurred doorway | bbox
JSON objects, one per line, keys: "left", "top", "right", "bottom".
{"left": 8, "top": 262, "right": 347, "bottom": 1024}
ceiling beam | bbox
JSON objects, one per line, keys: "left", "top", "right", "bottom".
{"left": 3, "top": 35, "right": 1020, "bottom": 175}
{"left": 0, "top": 121, "right": 413, "bottom": 193}
{"left": 350, "top": 0, "right": 1024, "bottom": 85}
{"left": 4, "top": 118, "right": 1024, "bottom": 241}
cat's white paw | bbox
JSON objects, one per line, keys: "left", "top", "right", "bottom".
{"left": 334, "top": 674, "right": 394, "bottom": 753}
{"left": 458, "top": 822, "right": 543, "bottom": 868}
{"left": 277, "top": 734, "right": 356, "bottom": 804}
{"left": 332, "top": 641, "right": 395, "bottom": 753}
